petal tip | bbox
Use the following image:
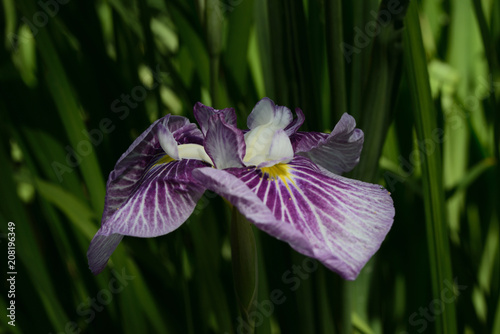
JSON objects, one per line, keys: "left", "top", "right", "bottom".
{"left": 193, "top": 101, "right": 210, "bottom": 110}
{"left": 87, "top": 233, "right": 124, "bottom": 276}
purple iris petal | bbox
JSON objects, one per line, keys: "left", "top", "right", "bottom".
{"left": 87, "top": 234, "right": 124, "bottom": 276}
{"left": 89, "top": 158, "right": 207, "bottom": 274}
{"left": 204, "top": 113, "right": 246, "bottom": 169}
{"left": 284, "top": 108, "right": 305, "bottom": 136}
{"left": 90, "top": 98, "right": 393, "bottom": 280}
{"left": 193, "top": 102, "right": 237, "bottom": 136}
{"left": 171, "top": 122, "right": 204, "bottom": 145}
{"left": 88, "top": 115, "right": 207, "bottom": 274}
{"left": 291, "top": 113, "right": 364, "bottom": 174}
{"left": 192, "top": 156, "right": 394, "bottom": 280}
{"left": 101, "top": 115, "right": 203, "bottom": 224}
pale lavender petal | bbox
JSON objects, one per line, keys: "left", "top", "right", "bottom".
{"left": 193, "top": 156, "right": 394, "bottom": 280}
{"left": 204, "top": 113, "right": 246, "bottom": 169}
{"left": 284, "top": 108, "right": 305, "bottom": 136}
{"left": 291, "top": 131, "right": 327, "bottom": 152}
{"left": 88, "top": 159, "right": 206, "bottom": 274}
{"left": 292, "top": 113, "right": 364, "bottom": 174}
{"left": 193, "top": 102, "right": 237, "bottom": 136}
{"left": 247, "top": 97, "right": 293, "bottom": 130}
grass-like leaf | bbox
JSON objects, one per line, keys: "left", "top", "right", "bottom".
{"left": 403, "top": 2, "right": 457, "bottom": 333}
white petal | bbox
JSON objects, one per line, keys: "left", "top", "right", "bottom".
{"left": 243, "top": 125, "right": 275, "bottom": 165}
{"left": 267, "top": 129, "right": 293, "bottom": 164}
{"left": 178, "top": 144, "right": 213, "bottom": 165}
{"left": 247, "top": 97, "right": 293, "bottom": 130}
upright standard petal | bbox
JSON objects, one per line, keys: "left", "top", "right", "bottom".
{"left": 204, "top": 113, "right": 246, "bottom": 169}
{"left": 284, "top": 108, "right": 305, "bottom": 136}
{"left": 291, "top": 113, "right": 364, "bottom": 175}
{"left": 193, "top": 102, "right": 237, "bottom": 136}
{"left": 193, "top": 156, "right": 394, "bottom": 280}
{"left": 257, "top": 129, "right": 294, "bottom": 167}
{"left": 247, "top": 97, "right": 293, "bottom": 130}
{"left": 243, "top": 98, "right": 296, "bottom": 167}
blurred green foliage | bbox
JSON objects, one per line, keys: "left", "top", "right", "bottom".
{"left": 1, "top": 0, "right": 499, "bottom": 333}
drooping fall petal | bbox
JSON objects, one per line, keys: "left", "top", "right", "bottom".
{"left": 88, "top": 115, "right": 207, "bottom": 274}
{"left": 101, "top": 115, "right": 202, "bottom": 224}
{"left": 192, "top": 156, "right": 394, "bottom": 280}
{"left": 88, "top": 158, "right": 207, "bottom": 274}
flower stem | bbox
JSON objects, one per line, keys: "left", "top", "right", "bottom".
{"left": 230, "top": 207, "right": 258, "bottom": 333}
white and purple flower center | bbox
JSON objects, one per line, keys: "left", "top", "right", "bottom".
{"left": 243, "top": 99, "right": 294, "bottom": 167}
{"left": 157, "top": 119, "right": 213, "bottom": 165}
{"left": 159, "top": 98, "right": 295, "bottom": 170}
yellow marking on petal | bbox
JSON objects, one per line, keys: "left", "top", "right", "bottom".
{"left": 260, "top": 163, "right": 291, "bottom": 180}
{"left": 260, "top": 163, "right": 296, "bottom": 193}
{"left": 155, "top": 155, "right": 175, "bottom": 166}
{"left": 146, "top": 154, "right": 174, "bottom": 174}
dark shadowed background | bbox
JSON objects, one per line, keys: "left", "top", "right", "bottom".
{"left": 1, "top": 0, "right": 499, "bottom": 333}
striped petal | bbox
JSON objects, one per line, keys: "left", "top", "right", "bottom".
{"left": 192, "top": 156, "right": 394, "bottom": 280}
{"left": 88, "top": 158, "right": 207, "bottom": 274}
{"left": 291, "top": 113, "right": 364, "bottom": 174}
{"left": 101, "top": 115, "right": 203, "bottom": 224}
{"left": 90, "top": 114, "right": 205, "bottom": 274}
{"left": 87, "top": 234, "right": 123, "bottom": 276}
{"left": 284, "top": 108, "right": 305, "bottom": 136}
{"left": 193, "top": 102, "right": 237, "bottom": 136}
{"left": 204, "top": 113, "right": 246, "bottom": 169}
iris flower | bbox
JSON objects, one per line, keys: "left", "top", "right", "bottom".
{"left": 88, "top": 98, "right": 394, "bottom": 280}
